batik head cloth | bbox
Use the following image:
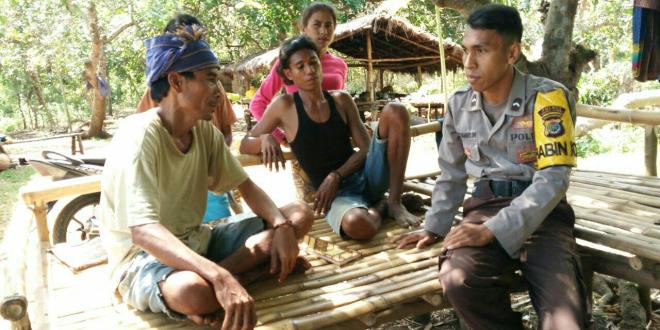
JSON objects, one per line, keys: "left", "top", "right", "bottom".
{"left": 144, "top": 24, "right": 219, "bottom": 87}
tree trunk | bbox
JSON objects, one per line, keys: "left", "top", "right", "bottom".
{"left": 83, "top": 3, "right": 134, "bottom": 138}
{"left": 644, "top": 125, "right": 657, "bottom": 176}
{"left": 59, "top": 74, "right": 72, "bottom": 132}
{"left": 85, "top": 3, "right": 107, "bottom": 138}
{"left": 432, "top": 0, "right": 596, "bottom": 94}
{"left": 540, "top": 0, "right": 577, "bottom": 86}
{"left": 26, "top": 69, "right": 55, "bottom": 129}
{"left": 26, "top": 90, "right": 38, "bottom": 129}
{"left": 14, "top": 90, "right": 27, "bottom": 130}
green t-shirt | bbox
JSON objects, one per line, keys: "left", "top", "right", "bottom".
{"left": 99, "top": 109, "right": 247, "bottom": 291}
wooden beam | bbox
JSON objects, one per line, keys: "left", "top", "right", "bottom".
{"left": 375, "top": 27, "right": 440, "bottom": 54}
{"left": 577, "top": 104, "right": 660, "bottom": 126}
{"left": 350, "top": 55, "right": 442, "bottom": 63}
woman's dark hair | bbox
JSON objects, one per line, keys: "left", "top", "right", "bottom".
{"left": 276, "top": 36, "right": 320, "bottom": 86}
{"left": 150, "top": 14, "right": 203, "bottom": 102}
{"left": 467, "top": 4, "right": 523, "bottom": 44}
{"left": 300, "top": 2, "right": 337, "bottom": 27}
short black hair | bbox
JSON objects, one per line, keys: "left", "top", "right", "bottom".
{"left": 276, "top": 36, "right": 320, "bottom": 86}
{"left": 150, "top": 71, "right": 194, "bottom": 102}
{"left": 300, "top": 2, "right": 337, "bottom": 27}
{"left": 150, "top": 14, "right": 202, "bottom": 102}
{"left": 467, "top": 4, "right": 523, "bottom": 44}
{"left": 163, "top": 14, "right": 202, "bottom": 33}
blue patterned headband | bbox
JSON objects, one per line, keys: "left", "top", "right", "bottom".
{"left": 144, "top": 25, "right": 219, "bottom": 87}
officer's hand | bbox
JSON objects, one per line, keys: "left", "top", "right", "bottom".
{"left": 391, "top": 229, "right": 438, "bottom": 249}
{"left": 442, "top": 223, "right": 494, "bottom": 251}
{"left": 314, "top": 171, "right": 340, "bottom": 215}
{"left": 260, "top": 134, "right": 285, "bottom": 171}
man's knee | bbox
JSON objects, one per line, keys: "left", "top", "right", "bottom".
{"left": 381, "top": 102, "right": 410, "bottom": 126}
{"left": 341, "top": 209, "right": 379, "bottom": 239}
{"left": 439, "top": 259, "right": 471, "bottom": 302}
{"left": 161, "top": 271, "right": 217, "bottom": 316}
{"left": 282, "top": 200, "right": 314, "bottom": 239}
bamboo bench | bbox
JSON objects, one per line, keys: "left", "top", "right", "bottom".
{"left": 8, "top": 168, "right": 660, "bottom": 329}
{"left": 6, "top": 122, "right": 660, "bottom": 328}
{"left": 4, "top": 132, "right": 85, "bottom": 155}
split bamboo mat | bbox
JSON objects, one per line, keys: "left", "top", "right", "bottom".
{"left": 25, "top": 168, "right": 660, "bottom": 329}
{"left": 403, "top": 169, "right": 660, "bottom": 289}
{"left": 28, "top": 208, "right": 441, "bottom": 329}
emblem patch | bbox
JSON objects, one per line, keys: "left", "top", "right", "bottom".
{"left": 532, "top": 88, "right": 577, "bottom": 169}
{"left": 538, "top": 106, "right": 566, "bottom": 137}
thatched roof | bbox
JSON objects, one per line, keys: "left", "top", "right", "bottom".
{"left": 331, "top": 14, "right": 463, "bottom": 74}
{"left": 220, "top": 14, "right": 463, "bottom": 77}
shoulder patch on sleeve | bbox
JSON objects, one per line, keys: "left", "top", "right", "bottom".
{"left": 533, "top": 88, "right": 577, "bottom": 169}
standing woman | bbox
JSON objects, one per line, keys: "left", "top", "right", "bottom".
{"left": 249, "top": 2, "right": 347, "bottom": 143}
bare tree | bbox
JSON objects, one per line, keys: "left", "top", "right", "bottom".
{"left": 84, "top": 3, "right": 135, "bottom": 138}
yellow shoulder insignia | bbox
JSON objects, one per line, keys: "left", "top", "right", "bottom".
{"left": 533, "top": 88, "right": 577, "bottom": 169}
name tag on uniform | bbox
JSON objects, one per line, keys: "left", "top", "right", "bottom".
{"left": 508, "top": 115, "right": 536, "bottom": 163}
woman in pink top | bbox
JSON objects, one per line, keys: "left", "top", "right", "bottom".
{"left": 249, "top": 2, "right": 347, "bottom": 143}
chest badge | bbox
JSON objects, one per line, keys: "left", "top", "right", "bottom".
{"left": 511, "top": 97, "right": 522, "bottom": 112}
{"left": 538, "top": 106, "right": 566, "bottom": 137}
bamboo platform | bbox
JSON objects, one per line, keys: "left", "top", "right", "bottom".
{"left": 404, "top": 169, "right": 660, "bottom": 290}
{"left": 5, "top": 141, "right": 660, "bottom": 329}
{"left": 16, "top": 210, "right": 441, "bottom": 330}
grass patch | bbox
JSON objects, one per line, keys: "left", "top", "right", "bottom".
{"left": 0, "top": 166, "right": 35, "bottom": 230}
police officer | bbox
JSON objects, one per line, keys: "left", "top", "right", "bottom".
{"left": 393, "top": 4, "right": 589, "bottom": 330}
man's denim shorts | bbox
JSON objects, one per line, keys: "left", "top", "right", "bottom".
{"left": 326, "top": 123, "right": 389, "bottom": 236}
{"left": 116, "top": 213, "right": 264, "bottom": 320}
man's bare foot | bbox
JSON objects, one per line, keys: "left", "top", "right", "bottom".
{"left": 188, "top": 311, "right": 222, "bottom": 326}
{"left": 387, "top": 200, "right": 421, "bottom": 228}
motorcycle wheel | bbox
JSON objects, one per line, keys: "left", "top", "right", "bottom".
{"left": 52, "top": 193, "right": 101, "bottom": 244}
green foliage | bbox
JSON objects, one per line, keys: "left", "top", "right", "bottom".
{"left": 0, "top": 0, "right": 650, "bottom": 136}
{"left": 577, "top": 62, "right": 633, "bottom": 106}
{"left": 576, "top": 124, "right": 645, "bottom": 157}
{"left": 576, "top": 133, "right": 610, "bottom": 157}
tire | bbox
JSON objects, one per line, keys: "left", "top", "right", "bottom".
{"left": 52, "top": 192, "right": 101, "bottom": 244}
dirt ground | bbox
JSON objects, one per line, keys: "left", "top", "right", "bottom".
{"left": 1, "top": 108, "right": 659, "bottom": 329}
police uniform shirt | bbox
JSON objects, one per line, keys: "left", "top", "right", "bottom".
{"left": 424, "top": 68, "right": 578, "bottom": 257}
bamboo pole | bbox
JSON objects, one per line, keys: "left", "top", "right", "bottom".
{"left": 0, "top": 203, "right": 33, "bottom": 329}
{"left": 256, "top": 267, "right": 437, "bottom": 324}
{"left": 576, "top": 104, "right": 660, "bottom": 126}
{"left": 251, "top": 245, "right": 438, "bottom": 293}
{"left": 573, "top": 208, "right": 660, "bottom": 238}
{"left": 367, "top": 31, "right": 374, "bottom": 103}
{"left": 251, "top": 246, "right": 444, "bottom": 300}
{"left": 575, "top": 224, "right": 660, "bottom": 261}
{"left": 256, "top": 279, "right": 442, "bottom": 330}
{"left": 435, "top": 6, "right": 449, "bottom": 122}
{"left": 351, "top": 55, "right": 442, "bottom": 63}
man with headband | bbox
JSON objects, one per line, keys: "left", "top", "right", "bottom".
{"left": 99, "top": 17, "right": 313, "bottom": 329}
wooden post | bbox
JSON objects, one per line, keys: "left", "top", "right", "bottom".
{"left": 644, "top": 125, "right": 657, "bottom": 176}
{"left": 366, "top": 31, "right": 374, "bottom": 103}
{"left": 378, "top": 69, "right": 384, "bottom": 91}
{"left": 416, "top": 66, "right": 422, "bottom": 88}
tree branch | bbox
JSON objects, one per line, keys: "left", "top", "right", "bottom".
{"left": 104, "top": 20, "right": 137, "bottom": 44}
